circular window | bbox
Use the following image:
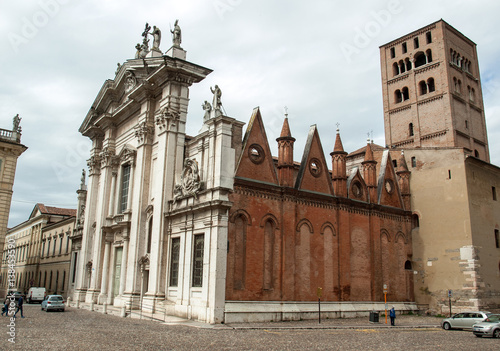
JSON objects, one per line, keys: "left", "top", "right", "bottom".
{"left": 385, "top": 179, "right": 394, "bottom": 194}
{"left": 248, "top": 144, "right": 265, "bottom": 164}
{"left": 309, "top": 158, "right": 322, "bottom": 177}
{"left": 352, "top": 181, "right": 363, "bottom": 198}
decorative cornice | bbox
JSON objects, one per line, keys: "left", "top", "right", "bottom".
{"left": 388, "top": 104, "right": 411, "bottom": 115}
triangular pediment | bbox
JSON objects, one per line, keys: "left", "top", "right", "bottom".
{"left": 347, "top": 168, "right": 369, "bottom": 202}
{"left": 377, "top": 150, "right": 404, "bottom": 208}
{"left": 235, "top": 108, "right": 278, "bottom": 185}
{"left": 295, "top": 125, "right": 334, "bottom": 195}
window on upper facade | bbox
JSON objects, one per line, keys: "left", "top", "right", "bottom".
{"left": 493, "top": 186, "right": 497, "bottom": 201}
{"left": 46, "top": 240, "right": 50, "bottom": 257}
{"left": 392, "top": 62, "right": 399, "bottom": 77}
{"left": 426, "top": 49, "right": 432, "bottom": 63}
{"left": 419, "top": 80, "right": 427, "bottom": 95}
{"left": 414, "top": 52, "right": 426, "bottom": 68}
{"left": 411, "top": 157, "right": 416, "bottom": 168}
{"left": 192, "top": 234, "right": 204, "bottom": 287}
{"left": 402, "top": 87, "right": 409, "bottom": 101}
{"left": 402, "top": 42, "right": 407, "bottom": 54}
{"left": 465, "top": 120, "right": 468, "bottom": 129}
{"left": 405, "top": 58, "right": 412, "bottom": 71}
{"left": 120, "top": 164, "right": 131, "bottom": 213}
{"left": 474, "top": 150, "right": 479, "bottom": 158}
{"left": 394, "top": 89, "right": 402, "bottom": 103}
{"left": 414, "top": 37, "right": 419, "bottom": 49}
{"left": 409, "top": 123, "right": 414, "bottom": 137}
{"left": 495, "top": 229, "right": 500, "bottom": 248}
{"left": 426, "top": 31, "right": 432, "bottom": 44}
{"left": 392, "top": 160, "right": 397, "bottom": 168}
{"left": 390, "top": 47, "right": 395, "bottom": 58}
{"left": 53, "top": 237, "right": 57, "bottom": 256}
{"left": 66, "top": 234, "right": 70, "bottom": 253}
{"left": 59, "top": 236, "right": 63, "bottom": 255}
{"left": 427, "top": 78, "right": 435, "bottom": 92}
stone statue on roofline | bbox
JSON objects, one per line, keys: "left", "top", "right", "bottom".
{"left": 150, "top": 25, "right": 162, "bottom": 52}
{"left": 171, "top": 19, "right": 182, "bottom": 48}
{"left": 13, "top": 114, "right": 21, "bottom": 132}
{"left": 210, "top": 85, "right": 223, "bottom": 117}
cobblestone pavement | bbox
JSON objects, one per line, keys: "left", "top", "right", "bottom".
{"left": 2, "top": 304, "right": 499, "bottom": 350}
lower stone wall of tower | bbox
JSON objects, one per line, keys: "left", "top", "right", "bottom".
{"left": 224, "top": 301, "right": 419, "bottom": 323}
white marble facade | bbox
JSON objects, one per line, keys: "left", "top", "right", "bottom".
{"left": 73, "top": 39, "right": 244, "bottom": 323}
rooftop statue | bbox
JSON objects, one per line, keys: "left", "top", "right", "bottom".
{"left": 210, "top": 85, "right": 222, "bottom": 115}
{"left": 150, "top": 25, "right": 161, "bottom": 51}
{"left": 171, "top": 19, "right": 182, "bottom": 48}
{"left": 13, "top": 114, "right": 21, "bottom": 132}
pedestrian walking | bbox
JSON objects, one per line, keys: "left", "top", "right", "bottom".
{"left": 14, "top": 295, "right": 24, "bottom": 318}
{"left": 389, "top": 306, "right": 396, "bottom": 326}
{"left": 1, "top": 298, "right": 8, "bottom": 316}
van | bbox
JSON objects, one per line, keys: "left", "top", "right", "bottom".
{"left": 27, "top": 287, "right": 46, "bottom": 303}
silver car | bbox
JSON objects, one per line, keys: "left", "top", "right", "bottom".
{"left": 441, "top": 311, "right": 491, "bottom": 330}
{"left": 41, "top": 295, "right": 65, "bottom": 312}
{"left": 472, "top": 314, "right": 500, "bottom": 338}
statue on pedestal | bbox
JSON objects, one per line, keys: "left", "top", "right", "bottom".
{"left": 210, "top": 85, "right": 222, "bottom": 115}
{"left": 202, "top": 101, "right": 212, "bottom": 122}
{"left": 12, "top": 114, "right": 21, "bottom": 132}
{"left": 171, "top": 20, "right": 182, "bottom": 48}
{"left": 150, "top": 26, "right": 162, "bottom": 51}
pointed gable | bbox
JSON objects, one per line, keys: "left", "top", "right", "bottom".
{"left": 235, "top": 108, "right": 278, "bottom": 185}
{"left": 295, "top": 125, "right": 334, "bottom": 195}
{"left": 377, "top": 150, "right": 404, "bottom": 208}
{"left": 347, "top": 168, "right": 369, "bottom": 202}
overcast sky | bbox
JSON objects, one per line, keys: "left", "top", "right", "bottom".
{"left": 2, "top": 0, "right": 499, "bottom": 227}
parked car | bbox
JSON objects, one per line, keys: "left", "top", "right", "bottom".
{"left": 441, "top": 311, "right": 491, "bottom": 330}
{"left": 27, "top": 287, "right": 46, "bottom": 304}
{"left": 41, "top": 295, "right": 65, "bottom": 312}
{"left": 472, "top": 314, "right": 500, "bottom": 338}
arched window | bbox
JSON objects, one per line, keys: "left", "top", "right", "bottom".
{"left": 474, "top": 150, "right": 480, "bottom": 158}
{"left": 427, "top": 78, "right": 435, "bottom": 92}
{"left": 419, "top": 81, "right": 427, "bottom": 95}
{"left": 404, "top": 260, "right": 412, "bottom": 270}
{"left": 457, "top": 79, "right": 462, "bottom": 94}
{"left": 426, "top": 49, "right": 432, "bottom": 63}
{"left": 412, "top": 214, "right": 419, "bottom": 228}
{"left": 399, "top": 60, "right": 405, "bottom": 74}
{"left": 414, "top": 52, "right": 426, "bottom": 68}
{"left": 409, "top": 123, "right": 414, "bottom": 137}
{"left": 392, "top": 62, "right": 399, "bottom": 77}
{"left": 395, "top": 89, "right": 402, "bottom": 103}
{"left": 402, "top": 87, "right": 409, "bottom": 101}
{"left": 405, "top": 58, "right": 412, "bottom": 71}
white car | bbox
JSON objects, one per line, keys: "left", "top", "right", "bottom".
{"left": 41, "top": 295, "right": 65, "bottom": 312}
{"left": 441, "top": 311, "right": 491, "bottom": 330}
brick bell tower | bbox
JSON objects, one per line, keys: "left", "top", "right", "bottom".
{"left": 379, "top": 19, "right": 489, "bottom": 162}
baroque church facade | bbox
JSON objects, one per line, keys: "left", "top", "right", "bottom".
{"left": 72, "top": 22, "right": 415, "bottom": 323}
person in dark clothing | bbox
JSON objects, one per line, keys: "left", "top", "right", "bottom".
{"left": 389, "top": 306, "right": 396, "bottom": 326}
{"left": 1, "top": 298, "right": 8, "bottom": 316}
{"left": 14, "top": 296, "right": 24, "bottom": 318}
